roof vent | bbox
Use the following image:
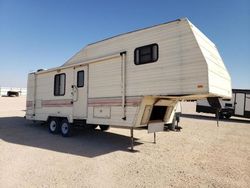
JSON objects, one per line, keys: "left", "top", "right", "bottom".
{"left": 37, "top": 69, "right": 44, "bottom": 72}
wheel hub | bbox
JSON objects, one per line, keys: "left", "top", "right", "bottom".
{"left": 61, "top": 123, "right": 68, "bottom": 134}
{"left": 50, "top": 121, "right": 56, "bottom": 131}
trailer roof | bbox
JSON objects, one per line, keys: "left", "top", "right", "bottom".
{"left": 63, "top": 18, "right": 188, "bottom": 66}
{"left": 87, "top": 18, "right": 184, "bottom": 46}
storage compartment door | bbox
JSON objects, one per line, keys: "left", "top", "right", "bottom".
{"left": 234, "top": 93, "right": 245, "bottom": 116}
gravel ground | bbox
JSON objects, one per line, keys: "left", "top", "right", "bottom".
{"left": 0, "top": 97, "right": 250, "bottom": 188}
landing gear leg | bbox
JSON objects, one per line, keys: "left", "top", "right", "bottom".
{"left": 153, "top": 132, "right": 156, "bottom": 144}
{"left": 130, "top": 128, "right": 134, "bottom": 151}
{"left": 216, "top": 109, "right": 220, "bottom": 127}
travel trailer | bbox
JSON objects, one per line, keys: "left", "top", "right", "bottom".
{"left": 196, "top": 89, "right": 250, "bottom": 119}
{"left": 25, "top": 18, "right": 231, "bottom": 150}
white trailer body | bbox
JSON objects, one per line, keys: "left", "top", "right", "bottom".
{"left": 25, "top": 18, "right": 231, "bottom": 131}
{"left": 197, "top": 89, "right": 250, "bottom": 119}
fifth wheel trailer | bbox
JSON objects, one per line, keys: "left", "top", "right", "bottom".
{"left": 196, "top": 89, "right": 250, "bottom": 119}
{"left": 25, "top": 18, "right": 231, "bottom": 149}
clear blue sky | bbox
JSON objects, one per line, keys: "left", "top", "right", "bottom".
{"left": 0, "top": 0, "right": 249, "bottom": 88}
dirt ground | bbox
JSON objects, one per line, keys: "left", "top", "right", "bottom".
{"left": 0, "top": 97, "right": 250, "bottom": 188}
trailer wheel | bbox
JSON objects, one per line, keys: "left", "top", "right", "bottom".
{"left": 215, "top": 112, "right": 224, "bottom": 119}
{"left": 48, "top": 118, "right": 60, "bottom": 134}
{"left": 89, "top": 124, "right": 98, "bottom": 130}
{"left": 224, "top": 113, "right": 231, "bottom": 119}
{"left": 61, "top": 119, "right": 72, "bottom": 137}
{"left": 99, "top": 125, "right": 110, "bottom": 131}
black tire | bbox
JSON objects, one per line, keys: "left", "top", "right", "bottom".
{"left": 89, "top": 124, "right": 98, "bottom": 130}
{"left": 215, "top": 112, "right": 224, "bottom": 119}
{"left": 48, "top": 118, "right": 60, "bottom": 134}
{"left": 99, "top": 125, "right": 110, "bottom": 131}
{"left": 61, "top": 119, "right": 72, "bottom": 137}
{"left": 224, "top": 113, "right": 231, "bottom": 119}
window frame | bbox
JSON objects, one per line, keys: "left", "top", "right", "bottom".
{"left": 54, "top": 73, "right": 66, "bottom": 96}
{"left": 77, "top": 70, "right": 85, "bottom": 88}
{"left": 134, "top": 43, "right": 159, "bottom": 65}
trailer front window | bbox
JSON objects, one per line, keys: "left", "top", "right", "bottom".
{"left": 54, "top": 73, "right": 66, "bottom": 96}
{"left": 134, "top": 43, "right": 158, "bottom": 65}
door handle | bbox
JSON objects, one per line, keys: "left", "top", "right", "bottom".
{"left": 71, "top": 85, "right": 78, "bottom": 102}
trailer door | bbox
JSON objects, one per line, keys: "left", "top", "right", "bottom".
{"left": 234, "top": 93, "right": 245, "bottom": 116}
{"left": 73, "top": 66, "right": 88, "bottom": 119}
{"left": 25, "top": 73, "right": 36, "bottom": 118}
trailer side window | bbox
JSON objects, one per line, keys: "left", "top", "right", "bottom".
{"left": 77, "top": 70, "right": 84, "bottom": 87}
{"left": 54, "top": 73, "right": 66, "bottom": 96}
{"left": 134, "top": 43, "right": 158, "bottom": 65}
